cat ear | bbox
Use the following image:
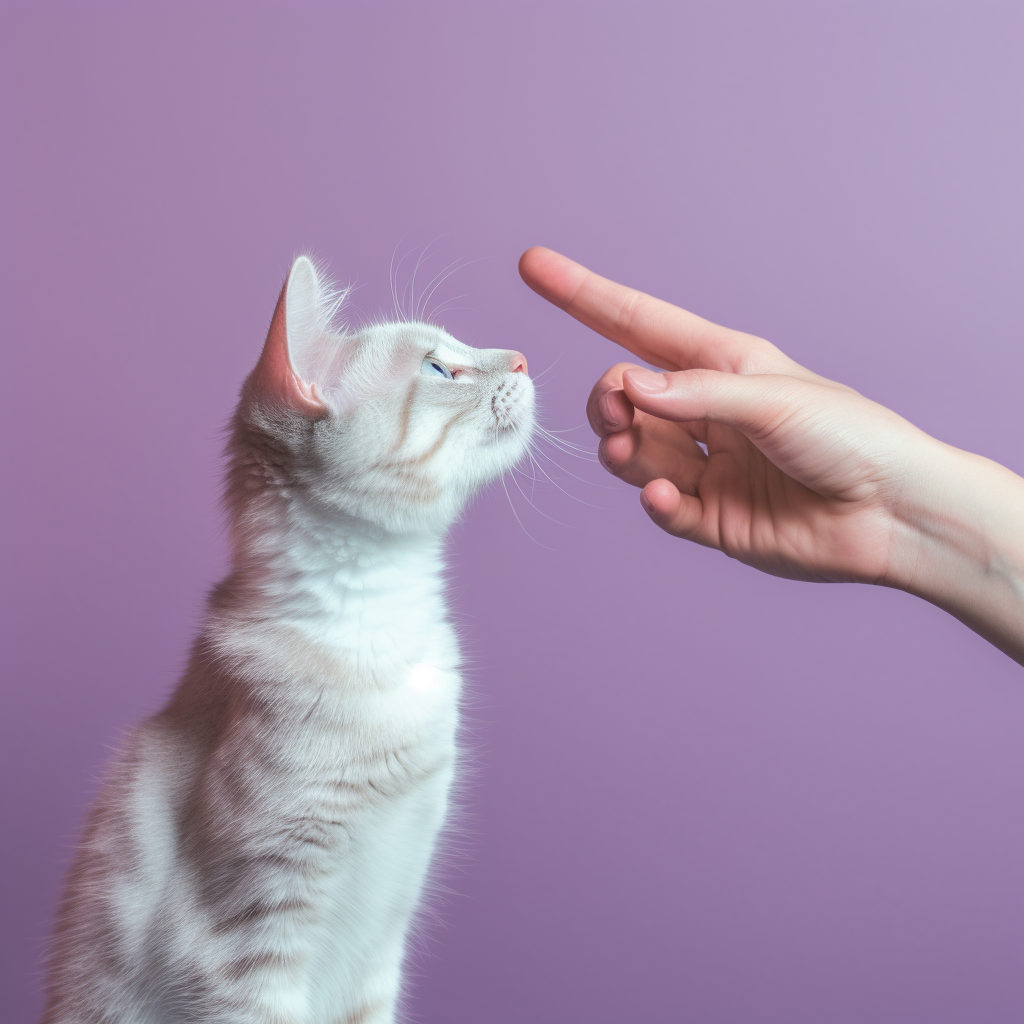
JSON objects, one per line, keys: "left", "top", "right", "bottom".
{"left": 248, "top": 256, "right": 330, "bottom": 418}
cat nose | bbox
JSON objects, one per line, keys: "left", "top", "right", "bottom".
{"left": 509, "top": 352, "right": 528, "bottom": 375}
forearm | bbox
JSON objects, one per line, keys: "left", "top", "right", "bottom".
{"left": 887, "top": 440, "right": 1024, "bottom": 665}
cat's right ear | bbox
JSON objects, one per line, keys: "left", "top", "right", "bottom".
{"left": 246, "top": 257, "right": 330, "bottom": 419}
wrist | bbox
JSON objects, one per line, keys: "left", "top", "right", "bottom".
{"left": 884, "top": 439, "right": 1024, "bottom": 664}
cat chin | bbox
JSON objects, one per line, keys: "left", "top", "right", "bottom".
{"left": 359, "top": 433, "right": 534, "bottom": 535}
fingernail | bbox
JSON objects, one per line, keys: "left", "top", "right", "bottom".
{"left": 625, "top": 368, "right": 668, "bottom": 394}
{"left": 598, "top": 391, "right": 623, "bottom": 428}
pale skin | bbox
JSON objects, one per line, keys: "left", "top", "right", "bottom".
{"left": 518, "top": 247, "right": 1024, "bottom": 666}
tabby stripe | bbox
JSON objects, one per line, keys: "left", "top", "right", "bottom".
{"left": 334, "top": 999, "right": 390, "bottom": 1024}
{"left": 221, "top": 951, "right": 299, "bottom": 981}
{"left": 213, "top": 898, "right": 314, "bottom": 934}
{"left": 395, "top": 406, "right": 473, "bottom": 467}
{"left": 390, "top": 378, "right": 418, "bottom": 454}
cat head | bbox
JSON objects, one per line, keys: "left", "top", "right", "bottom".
{"left": 232, "top": 256, "right": 535, "bottom": 534}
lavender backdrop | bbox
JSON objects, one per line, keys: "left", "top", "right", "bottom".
{"left": 2, "top": 3, "right": 1022, "bottom": 1021}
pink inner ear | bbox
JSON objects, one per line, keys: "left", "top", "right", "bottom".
{"left": 246, "top": 280, "right": 328, "bottom": 419}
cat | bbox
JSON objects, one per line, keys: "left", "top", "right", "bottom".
{"left": 41, "top": 255, "right": 535, "bottom": 1024}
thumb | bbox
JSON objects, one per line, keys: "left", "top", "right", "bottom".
{"left": 621, "top": 366, "right": 813, "bottom": 442}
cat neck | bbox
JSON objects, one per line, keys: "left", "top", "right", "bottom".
{"left": 214, "top": 491, "right": 448, "bottom": 627}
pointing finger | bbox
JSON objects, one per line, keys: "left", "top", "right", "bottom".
{"left": 519, "top": 246, "right": 797, "bottom": 375}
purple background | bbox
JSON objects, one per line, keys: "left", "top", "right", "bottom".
{"left": 2, "top": 3, "right": 1022, "bottom": 1021}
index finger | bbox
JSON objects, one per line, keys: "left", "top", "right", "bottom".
{"left": 518, "top": 246, "right": 796, "bottom": 375}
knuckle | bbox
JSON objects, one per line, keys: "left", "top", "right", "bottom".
{"left": 754, "top": 376, "right": 807, "bottom": 435}
{"left": 610, "top": 361, "right": 643, "bottom": 375}
{"left": 599, "top": 362, "right": 644, "bottom": 388}
{"left": 675, "top": 368, "right": 715, "bottom": 407}
{"left": 563, "top": 267, "right": 592, "bottom": 313}
{"left": 598, "top": 436, "right": 636, "bottom": 477}
{"left": 612, "top": 290, "right": 644, "bottom": 336}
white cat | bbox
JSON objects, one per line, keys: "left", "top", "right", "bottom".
{"left": 41, "top": 256, "right": 535, "bottom": 1024}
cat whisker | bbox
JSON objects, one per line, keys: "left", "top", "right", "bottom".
{"left": 539, "top": 438, "right": 597, "bottom": 459}
{"left": 422, "top": 256, "right": 498, "bottom": 324}
{"left": 538, "top": 433, "right": 597, "bottom": 456}
{"left": 508, "top": 464, "right": 568, "bottom": 526}
{"left": 406, "top": 244, "right": 434, "bottom": 323}
{"left": 529, "top": 355, "right": 563, "bottom": 385}
{"left": 500, "top": 471, "right": 555, "bottom": 549}
{"left": 393, "top": 237, "right": 449, "bottom": 322}
{"left": 535, "top": 427, "right": 599, "bottom": 461}
{"left": 535, "top": 422, "right": 592, "bottom": 447}
{"left": 390, "top": 236, "right": 423, "bottom": 322}
{"left": 532, "top": 431, "right": 616, "bottom": 490}
{"left": 525, "top": 445, "right": 606, "bottom": 506}
{"left": 424, "top": 297, "right": 469, "bottom": 323}
{"left": 389, "top": 235, "right": 411, "bottom": 323}
{"left": 537, "top": 423, "right": 589, "bottom": 434}
{"left": 533, "top": 446, "right": 609, "bottom": 490}
{"left": 417, "top": 258, "right": 475, "bottom": 321}
{"left": 538, "top": 423, "right": 589, "bottom": 440}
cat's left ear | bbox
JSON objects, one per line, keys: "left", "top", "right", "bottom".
{"left": 248, "top": 256, "right": 331, "bottom": 418}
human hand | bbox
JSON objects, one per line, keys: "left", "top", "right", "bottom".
{"left": 519, "top": 247, "right": 1024, "bottom": 663}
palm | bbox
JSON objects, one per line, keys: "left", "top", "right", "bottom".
{"left": 696, "top": 424, "right": 894, "bottom": 583}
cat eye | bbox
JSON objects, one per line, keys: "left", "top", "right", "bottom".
{"left": 420, "top": 357, "right": 454, "bottom": 380}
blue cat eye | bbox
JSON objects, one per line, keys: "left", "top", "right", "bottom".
{"left": 420, "top": 356, "right": 454, "bottom": 380}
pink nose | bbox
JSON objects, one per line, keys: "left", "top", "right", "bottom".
{"left": 510, "top": 352, "right": 528, "bottom": 374}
